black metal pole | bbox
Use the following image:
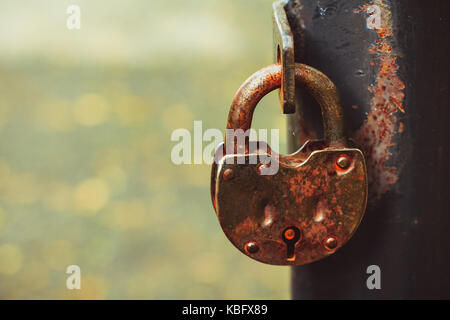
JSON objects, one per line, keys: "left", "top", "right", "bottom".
{"left": 286, "top": 0, "right": 450, "bottom": 299}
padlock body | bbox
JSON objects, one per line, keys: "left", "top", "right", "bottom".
{"left": 211, "top": 141, "right": 367, "bottom": 266}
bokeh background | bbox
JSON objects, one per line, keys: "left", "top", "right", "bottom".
{"left": 0, "top": 0, "right": 289, "bottom": 299}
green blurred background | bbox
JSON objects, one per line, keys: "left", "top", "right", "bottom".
{"left": 0, "top": 0, "right": 289, "bottom": 299}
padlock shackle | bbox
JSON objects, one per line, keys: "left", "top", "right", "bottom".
{"left": 226, "top": 63, "right": 346, "bottom": 148}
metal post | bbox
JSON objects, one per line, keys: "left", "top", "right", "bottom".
{"left": 283, "top": 0, "right": 450, "bottom": 299}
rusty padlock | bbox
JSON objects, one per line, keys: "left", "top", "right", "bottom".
{"left": 211, "top": 63, "right": 367, "bottom": 266}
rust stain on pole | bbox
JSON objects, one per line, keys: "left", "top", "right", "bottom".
{"left": 354, "top": 0, "right": 406, "bottom": 201}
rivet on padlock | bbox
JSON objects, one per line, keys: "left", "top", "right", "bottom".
{"left": 211, "top": 63, "right": 368, "bottom": 266}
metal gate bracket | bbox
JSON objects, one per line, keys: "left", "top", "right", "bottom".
{"left": 272, "top": 0, "right": 295, "bottom": 114}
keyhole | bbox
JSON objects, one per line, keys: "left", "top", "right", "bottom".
{"left": 282, "top": 226, "right": 301, "bottom": 261}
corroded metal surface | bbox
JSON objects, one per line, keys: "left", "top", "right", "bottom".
{"left": 212, "top": 142, "right": 367, "bottom": 265}
{"left": 354, "top": 1, "right": 405, "bottom": 200}
{"left": 213, "top": 63, "right": 368, "bottom": 266}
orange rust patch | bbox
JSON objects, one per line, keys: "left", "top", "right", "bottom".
{"left": 355, "top": 0, "right": 405, "bottom": 201}
{"left": 234, "top": 216, "right": 258, "bottom": 237}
